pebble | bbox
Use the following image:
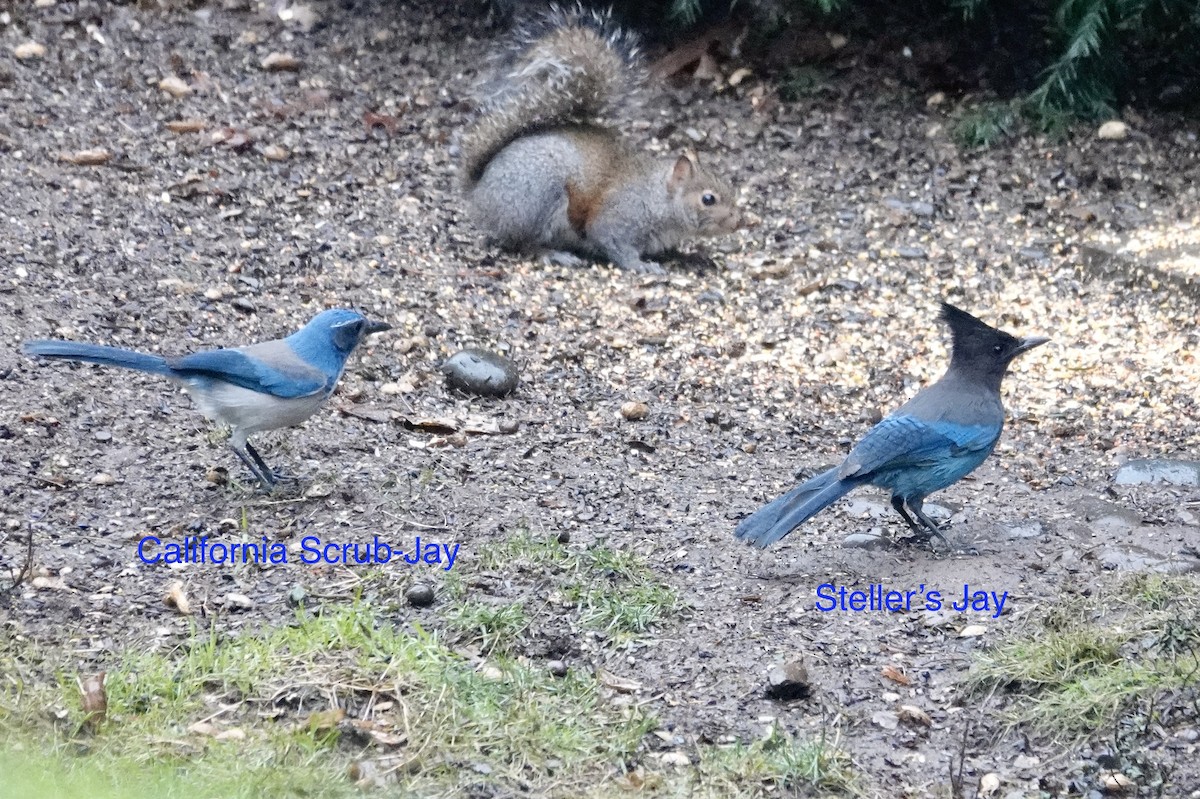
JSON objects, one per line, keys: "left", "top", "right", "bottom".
{"left": 287, "top": 586, "right": 308, "bottom": 607}
{"left": 441, "top": 349, "right": 519, "bottom": 397}
{"left": 261, "top": 52, "right": 302, "bottom": 72}
{"left": 405, "top": 583, "right": 435, "bottom": 608}
{"left": 158, "top": 75, "right": 191, "bottom": 98}
{"left": 1001, "top": 520, "right": 1045, "bottom": 540}
{"left": 765, "top": 658, "right": 810, "bottom": 700}
{"left": 14, "top": 41, "right": 47, "bottom": 60}
{"left": 842, "top": 531, "right": 891, "bottom": 550}
{"left": 1097, "top": 120, "right": 1128, "bottom": 140}
{"left": 547, "top": 660, "right": 568, "bottom": 678}
{"left": 620, "top": 401, "right": 650, "bottom": 421}
{"left": 224, "top": 592, "right": 253, "bottom": 610}
{"left": 92, "top": 472, "right": 116, "bottom": 486}
{"left": 1114, "top": 458, "right": 1200, "bottom": 487}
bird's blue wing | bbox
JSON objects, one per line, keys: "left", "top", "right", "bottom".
{"left": 168, "top": 348, "right": 326, "bottom": 399}
{"left": 838, "top": 414, "right": 999, "bottom": 480}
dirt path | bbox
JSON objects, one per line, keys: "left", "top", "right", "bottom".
{"left": 2, "top": 1, "right": 1198, "bottom": 795}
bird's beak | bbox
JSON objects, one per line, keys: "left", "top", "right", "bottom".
{"left": 365, "top": 320, "right": 392, "bottom": 335}
{"left": 1016, "top": 335, "right": 1050, "bottom": 354}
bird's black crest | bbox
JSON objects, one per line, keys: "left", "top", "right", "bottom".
{"left": 938, "top": 302, "right": 995, "bottom": 336}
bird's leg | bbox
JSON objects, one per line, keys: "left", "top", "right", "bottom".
{"left": 890, "top": 495, "right": 922, "bottom": 533}
{"left": 246, "top": 440, "right": 301, "bottom": 483}
{"left": 230, "top": 441, "right": 276, "bottom": 491}
{"left": 906, "top": 498, "right": 950, "bottom": 550}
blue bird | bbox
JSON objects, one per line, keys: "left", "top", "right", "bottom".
{"left": 23, "top": 309, "right": 390, "bottom": 490}
{"left": 735, "top": 303, "right": 1048, "bottom": 548}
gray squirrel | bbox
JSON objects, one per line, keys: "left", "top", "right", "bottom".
{"left": 461, "top": 5, "right": 741, "bottom": 275}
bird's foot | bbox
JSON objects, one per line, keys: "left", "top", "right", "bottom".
{"left": 903, "top": 528, "right": 950, "bottom": 553}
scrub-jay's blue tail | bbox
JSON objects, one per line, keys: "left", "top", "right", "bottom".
{"left": 23, "top": 309, "right": 390, "bottom": 490}
{"left": 735, "top": 303, "right": 1047, "bottom": 548}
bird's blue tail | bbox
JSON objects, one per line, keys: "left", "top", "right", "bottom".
{"left": 23, "top": 341, "right": 173, "bottom": 377}
{"left": 735, "top": 467, "right": 858, "bottom": 548}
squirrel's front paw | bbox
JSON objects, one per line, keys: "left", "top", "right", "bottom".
{"left": 625, "top": 259, "right": 667, "bottom": 276}
{"left": 543, "top": 250, "right": 586, "bottom": 268}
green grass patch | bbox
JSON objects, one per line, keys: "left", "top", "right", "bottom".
{"left": 0, "top": 601, "right": 657, "bottom": 798}
{"left": 473, "top": 529, "right": 680, "bottom": 640}
{"left": 684, "top": 725, "right": 860, "bottom": 796}
{"left": 966, "top": 574, "right": 1200, "bottom": 736}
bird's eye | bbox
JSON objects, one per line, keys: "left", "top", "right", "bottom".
{"left": 701, "top": 193, "right": 717, "bottom": 206}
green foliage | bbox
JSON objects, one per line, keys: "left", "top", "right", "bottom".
{"left": 656, "top": 0, "right": 1199, "bottom": 134}
{"left": 952, "top": 102, "right": 1019, "bottom": 148}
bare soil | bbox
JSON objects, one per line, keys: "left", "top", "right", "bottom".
{"left": 2, "top": 1, "right": 1198, "bottom": 795}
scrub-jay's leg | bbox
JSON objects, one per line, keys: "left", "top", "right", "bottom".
{"left": 230, "top": 440, "right": 276, "bottom": 490}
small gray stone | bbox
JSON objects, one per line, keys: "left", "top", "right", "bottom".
{"left": 406, "top": 583, "right": 435, "bottom": 607}
{"left": 441, "top": 348, "right": 519, "bottom": 397}
{"left": 1079, "top": 497, "right": 1142, "bottom": 532}
{"left": 287, "top": 586, "right": 308, "bottom": 607}
{"left": 766, "top": 659, "right": 810, "bottom": 701}
{"left": 1001, "top": 520, "right": 1045, "bottom": 540}
{"left": 910, "top": 201, "right": 935, "bottom": 217}
{"left": 1114, "top": 459, "right": 1200, "bottom": 487}
{"left": 843, "top": 531, "right": 891, "bottom": 550}
{"left": 547, "top": 659, "right": 568, "bottom": 678}
{"left": 896, "top": 246, "right": 927, "bottom": 260}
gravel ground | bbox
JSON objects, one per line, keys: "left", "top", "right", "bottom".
{"left": 1, "top": 0, "right": 1198, "bottom": 795}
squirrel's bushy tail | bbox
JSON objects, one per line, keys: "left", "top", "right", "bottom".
{"left": 462, "top": 3, "right": 640, "bottom": 186}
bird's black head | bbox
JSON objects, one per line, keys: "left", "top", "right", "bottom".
{"left": 940, "top": 302, "right": 1048, "bottom": 386}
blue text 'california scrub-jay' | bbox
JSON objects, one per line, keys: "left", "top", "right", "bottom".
{"left": 735, "top": 303, "right": 1048, "bottom": 549}
{"left": 23, "top": 309, "right": 390, "bottom": 490}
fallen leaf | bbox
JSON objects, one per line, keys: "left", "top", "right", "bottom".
{"left": 881, "top": 664, "right": 914, "bottom": 686}
{"left": 158, "top": 75, "right": 191, "bottom": 98}
{"left": 164, "top": 580, "right": 191, "bottom": 615}
{"left": 210, "top": 127, "right": 254, "bottom": 151}
{"left": 597, "top": 668, "right": 642, "bottom": 693}
{"left": 78, "top": 672, "right": 107, "bottom": 731}
{"left": 60, "top": 149, "right": 112, "bottom": 166}
{"left": 261, "top": 52, "right": 302, "bottom": 72}
{"left": 897, "top": 704, "right": 932, "bottom": 726}
{"left": 338, "top": 403, "right": 392, "bottom": 423}
{"left": 165, "top": 119, "right": 206, "bottom": 133}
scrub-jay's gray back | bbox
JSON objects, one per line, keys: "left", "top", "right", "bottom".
{"left": 735, "top": 303, "right": 1048, "bottom": 549}
{"left": 23, "top": 309, "right": 390, "bottom": 490}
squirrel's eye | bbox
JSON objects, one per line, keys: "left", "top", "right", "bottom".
{"left": 701, "top": 193, "right": 717, "bottom": 206}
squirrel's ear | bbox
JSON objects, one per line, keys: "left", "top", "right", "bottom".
{"left": 670, "top": 153, "right": 697, "bottom": 185}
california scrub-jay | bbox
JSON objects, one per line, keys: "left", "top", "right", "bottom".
{"left": 735, "top": 302, "right": 1048, "bottom": 548}
{"left": 23, "top": 309, "right": 390, "bottom": 490}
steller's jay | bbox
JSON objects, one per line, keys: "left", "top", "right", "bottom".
{"left": 23, "top": 309, "right": 390, "bottom": 490}
{"left": 735, "top": 302, "right": 1047, "bottom": 548}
